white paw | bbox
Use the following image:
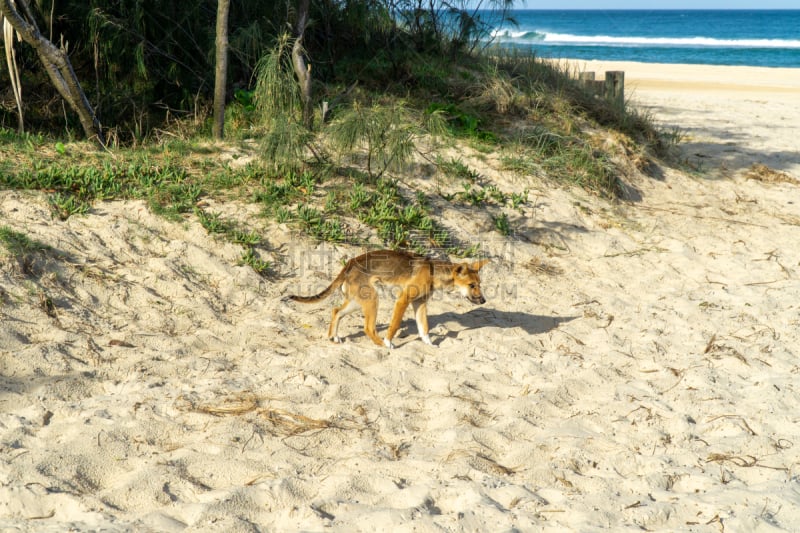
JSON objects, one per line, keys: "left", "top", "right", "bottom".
{"left": 383, "top": 338, "right": 395, "bottom": 350}
{"left": 331, "top": 336, "right": 343, "bottom": 344}
{"left": 420, "top": 335, "right": 435, "bottom": 347}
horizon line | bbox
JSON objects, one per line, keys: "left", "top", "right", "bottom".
{"left": 484, "top": 7, "right": 800, "bottom": 10}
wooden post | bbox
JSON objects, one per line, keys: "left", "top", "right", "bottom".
{"left": 578, "top": 71, "right": 606, "bottom": 96}
{"left": 321, "top": 101, "right": 329, "bottom": 123}
{"left": 604, "top": 71, "right": 624, "bottom": 107}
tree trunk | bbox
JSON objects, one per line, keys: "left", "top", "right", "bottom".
{"left": 0, "top": 0, "right": 104, "bottom": 145}
{"left": 292, "top": 0, "right": 313, "bottom": 130}
{"left": 3, "top": 17, "right": 23, "bottom": 132}
{"left": 213, "top": 0, "right": 230, "bottom": 140}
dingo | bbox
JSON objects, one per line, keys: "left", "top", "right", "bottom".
{"left": 285, "top": 250, "right": 489, "bottom": 348}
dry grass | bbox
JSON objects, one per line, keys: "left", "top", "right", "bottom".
{"left": 745, "top": 163, "right": 797, "bottom": 185}
{"left": 173, "top": 390, "right": 369, "bottom": 438}
{"left": 175, "top": 391, "right": 260, "bottom": 416}
{"left": 257, "top": 407, "right": 334, "bottom": 436}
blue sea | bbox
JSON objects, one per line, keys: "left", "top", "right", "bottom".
{"left": 488, "top": 10, "right": 800, "bottom": 68}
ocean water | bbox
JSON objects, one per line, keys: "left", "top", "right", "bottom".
{"left": 488, "top": 10, "right": 800, "bottom": 68}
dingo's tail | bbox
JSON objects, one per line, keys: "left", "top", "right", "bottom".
{"left": 284, "top": 268, "right": 347, "bottom": 304}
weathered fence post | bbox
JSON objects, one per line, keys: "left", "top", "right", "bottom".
{"left": 579, "top": 72, "right": 599, "bottom": 93}
{"left": 604, "top": 71, "right": 625, "bottom": 107}
{"left": 577, "top": 70, "right": 625, "bottom": 106}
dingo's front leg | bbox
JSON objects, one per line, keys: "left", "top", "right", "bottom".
{"left": 385, "top": 291, "right": 412, "bottom": 348}
{"left": 412, "top": 298, "right": 434, "bottom": 347}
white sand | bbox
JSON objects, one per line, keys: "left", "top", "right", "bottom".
{"left": 2, "top": 62, "right": 800, "bottom": 531}
{"left": 563, "top": 59, "right": 800, "bottom": 179}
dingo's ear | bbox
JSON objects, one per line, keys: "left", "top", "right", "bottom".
{"left": 470, "top": 259, "right": 489, "bottom": 271}
{"left": 455, "top": 264, "right": 467, "bottom": 276}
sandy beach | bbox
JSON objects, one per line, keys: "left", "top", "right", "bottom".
{"left": 562, "top": 59, "right": 800, "bottom": 179}
{"left": 2, "top": 61, "right": 800, "bottom": 532}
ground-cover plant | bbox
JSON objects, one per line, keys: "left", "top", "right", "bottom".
{"left": 493, "top": 213, "right": 511, "bottom": 236}
{"left": 0, "top": 160, "right": 205, "bottom": 220}
{"left": 432, "top": 155, "right": 532, "bottom": 236}
{"left": 509, "top": 190, "right": 528, "bottom": 211}
{"left": 253, "top": 169, "right": 318, "bottom": 216}
{"left": 356, "top": 178, "right": 435, "bottom": 250}
{"left": 456, "top": 182, "right": 507, "bottom": 206}
{"left": 437, "top": 157, "right": 482, "bottom": 183}
{"left": 295, "top": 204, "right": 348, "bottom": 242}
{"left": 146, "top": 180, "right": 202, "bottom": 220}
{"left": 195, "top": 207, "right": 273, "bottom": 277}
{"left": 426, "top": 103, "right": 496, "bottom": 142}
{"left": 48, "top": 192, "right": 91, "bottom": 220}
{"left": 226, "top": 89, "right": 257, "bottom": 133}
{"left": 343, "top": 176, "right": 481, "bottom": 253}
{"left": 195, "top": 209, "right": 232, "bottom": 235}
{"left": 437, "top": 157, "right": 529, "bottom": 210}
{"left": 451, "top": 182, "right": 526, "bottom": 235}
{"left": 239, "top": 246, "right": 271, "bottom": 276}
{"left": 260, "top": 170, "right": 442, "bottom": 250}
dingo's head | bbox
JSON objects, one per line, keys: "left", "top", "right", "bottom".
{"left": 453, "top": 259, "right": 489, "bottom": 305}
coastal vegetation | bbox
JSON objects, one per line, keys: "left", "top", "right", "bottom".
{"left": 0, "top": 0, "right": 675, "bottom": 271}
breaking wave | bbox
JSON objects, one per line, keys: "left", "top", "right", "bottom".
{"left": 490, "top": 29, "right": 800, "bottom": 49}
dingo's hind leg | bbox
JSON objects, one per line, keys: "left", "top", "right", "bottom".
{"left": 361, "top": 293, "right": 384, "bottom": 347}
{"left": 329, "top": 299, "right": 360, "bottom": 343}
{"left": 412, "top": 298, "right": 433, "bottom": 346}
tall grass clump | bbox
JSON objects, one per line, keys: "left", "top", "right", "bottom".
{"left": 253, "top": 34, "right": 314, "bottom": 171}
{"left": 327, "top": 101, "right": 446, "bottom": 181}
{"left": 328, "top": 102, "right": 414, "bottom": 180}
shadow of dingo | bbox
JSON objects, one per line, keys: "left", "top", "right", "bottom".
{"left": 427, "top": 308, "right": 579, "bottom": 341}
{"left": 345, "top": 309, "right": 578, "bottom": 346}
